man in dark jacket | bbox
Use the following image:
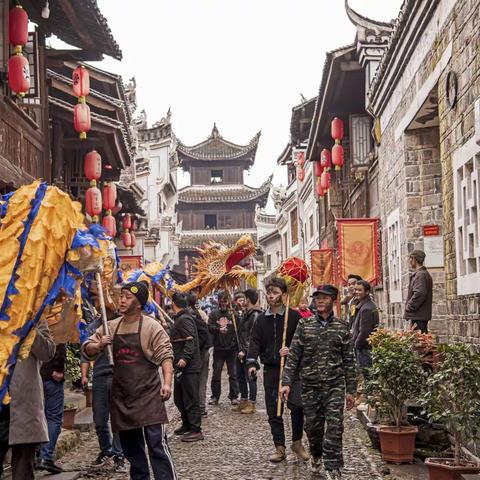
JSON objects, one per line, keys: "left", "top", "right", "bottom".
{"left": 37, "top": 343, "right": 67, "bottom": 474}
{"left": 171, "top": 292, "right": 203, "bottom": 442}
{"left": 247, "top": 277, "right": 309, "bottom": 463}
{"left": 351, "top": 280, "right": 379, "bottom": 384}
{"left": 404, "top": 250, "right": 433, "bottom": 333}
{"left": 186, "top": 292, "right": 212, "bottom": 416}
{"left": 208, "top": 291, "right": 239, "bottom": 405}
{"left": 234, "top": 289, "right": 262, "bottom": 414}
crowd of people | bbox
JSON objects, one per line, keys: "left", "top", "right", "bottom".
{"left": 0, "top": 249, "right": 434, "bottom": 480}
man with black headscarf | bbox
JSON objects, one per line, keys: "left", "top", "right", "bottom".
{"left": 82, "top": 281, "right": 177, "bottom": 480}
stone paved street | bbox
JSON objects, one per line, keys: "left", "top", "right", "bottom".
{"left": 57, "top": 369, "right": 390, "bottom": 480}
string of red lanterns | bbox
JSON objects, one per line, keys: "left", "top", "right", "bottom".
{"left": 84, "top": 150, "right": 102, "bottom": 222}
{"left": 296, "top": 151, "right": 305, "bottom": 183}
{"left": 102, "top": 182, "right": 117, "bottom": 237}
{"left": 73, "top": 65, "right": 91, "bottom": 140}
{"left": 8, "top": 5, "right": 30, "bottom": 97}
{"left": 331, "top": 117, "right": 344, "bottom": 170}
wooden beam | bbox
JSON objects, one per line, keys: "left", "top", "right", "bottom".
{"left": 46, "top": 49, "right": 104, "bottom": 63}
{"left": 57, "top": 0, "right": 95, "bottom": 48}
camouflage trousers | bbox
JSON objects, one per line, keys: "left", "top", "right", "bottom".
{"left": 302, "top": 386, "right": 345, "bottom": 471}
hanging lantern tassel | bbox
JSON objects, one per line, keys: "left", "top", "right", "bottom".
{"left": 85, "top": 181, "right": 102, "bottom": 221}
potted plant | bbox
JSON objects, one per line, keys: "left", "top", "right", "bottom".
{"left": 63, "top": 403, "right": 78, "bottom": 430}
{"left": 422, "top": 343, "right": 480, "bottom": 480}
{"left": 366, "top": 329, "right": 426, "bottom": 464}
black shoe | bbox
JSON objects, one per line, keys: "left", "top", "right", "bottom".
{"left": 174, "top": 425, "right": 190, "bottom": 436}
{"left": 114, "top": 456, "right": 127, "bottom": 473}
{"left": 92, "top": 453, "right": 113, "bottom": 467}
{"left": 181, "top": 431, "right": 204, "bottom": 442}
{"left": 37, "top": 458, "right": 63, "bottom": 474}
{"left": 208, "top": 398, "right": 219, "bottom": 405}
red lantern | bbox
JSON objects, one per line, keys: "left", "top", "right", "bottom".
{"left": 85, "top": 186, "right": 102, "bottom": 218}
{"left": 314, "top": 161, "right": 323, "bottom": 178}
{"left": 8, "top": 54, "right": 30, "bottom": 96}
{"left": 111, "top": 201, "right": 123, "bottom": 215}
{"left": 130, "top": 232, "right": 137, "bottom": 248}
{"left": 9, "top": 6, "right": 28, "bottom": 53}
{"left": 331, "top": 117, "right": 344, "bottom": 141}
{"left": 279, "top": 257, "right": 309, "bottom": 284}
{"left": 122, "top": 231, "right": 132, "bottom": 248}
{"left": 122, "top": 214, "right": 132, "bottom": 230}
{"left": 320, "top": 170, "right": 331, "bottom": 190}
{"left": 316, "top": 180, "right": 326, "bottom": 197}
{"left": 103, "top": 183, "right": 117, "bottom": 210}
{"left": 297, "top": 167, "right": 305, "bottom": 182}
{"left": 84, "top": 150, "right": 102, "bottom": 181}
{"left": 74, "top": 103, "right": 91, "bottom": 140}
{"left": 320, "top": 149, "right": 331, "bottom": 170}
{"left": 102, "top": 214, "right": 116, "bottom": 238}
{"left": 332, "top": 143, "right": 344, "bottom": 170}
{"left": 72, "top": 65, "right": 90, "bottom": 99}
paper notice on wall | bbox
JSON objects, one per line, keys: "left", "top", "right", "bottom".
{"left": 423, "top": 236, "right": 444, "bottom": 268}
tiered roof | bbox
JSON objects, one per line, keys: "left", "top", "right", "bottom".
{"left": 180, "top": 230, "right": 258, "bottom": 250}
{"left": 178, "top": 176, "right": 272, "bottom": 206}
{"left": 176, "top": 124, "right": 261, "bottom": 169}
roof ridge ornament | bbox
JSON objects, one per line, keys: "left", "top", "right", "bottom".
{"left": 345, "top": 0, "right": 393, "bottom": 34}
{"left": 211, "top": 122, "right": 220, "bottom": 138}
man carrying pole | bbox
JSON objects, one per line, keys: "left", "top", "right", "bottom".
{"left": 247, "top": 277, "right": 309, "bottom": 463}
{"left": 281, "top": 285, "right": 357, "bottom": 479}
{"left": 82, "top": 281, "right": 177, "bottom": 480}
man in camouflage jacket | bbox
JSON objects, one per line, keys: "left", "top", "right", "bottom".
{"left": 281, "top": 285, "right": 356, "bottom": 479}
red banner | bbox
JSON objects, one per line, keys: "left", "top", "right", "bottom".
{"left": 311, "top": 249, "right": 335, "bottom": 287}
{"left": 337, "top": 218, "right": 380, "bottom": 285}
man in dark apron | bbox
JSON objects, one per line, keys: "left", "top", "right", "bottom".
{"left": 83, "top": 281, "right": 177, "bottom": 480}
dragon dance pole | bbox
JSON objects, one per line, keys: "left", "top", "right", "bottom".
{"left": 152, "top": 299, "right": 174, "bottom": 326}
{"left": 227, "top": 291, "right": 241, "bottom": 355}
{"left": 277, "top": 294, "right": 290, "bottom": 416}
{"left": 95, "top": 271, "right": 114, "bottom": 366}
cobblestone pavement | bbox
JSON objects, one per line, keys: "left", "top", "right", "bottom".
{"left": 59, "top": 369, "right": 388, "bottom": 480}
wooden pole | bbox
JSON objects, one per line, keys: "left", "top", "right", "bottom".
{"left": 152, "top": 299, "right": 174, "bottom": 326}
{"left": 95, "top": 272, "right": 114, "bottom": 366}
{"left": 277, "top": 294, "right": 290, "bottom": 416}
{"left": 227, "top": 292, "right": 241, "bottom": 354}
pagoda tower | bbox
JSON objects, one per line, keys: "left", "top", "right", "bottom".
{"left": 176, "top": 124, "right": 271, "bottom": 278}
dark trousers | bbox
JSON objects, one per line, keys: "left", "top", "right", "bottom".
{"left": 412, "top": 320, "right": 428, "bottom": 333}
{"left": 198, "top": 349, "right": 210, "bottom": 412}
{"left": 210, "top": 349, "right": 239, "bottom": 400}
{"left": 302, "top": 387, "right": 345, "bottom": 471}
{"left": 174, "top": 373, "right": 201, "bottom": 432}
{"left": 92, "top": 374, "right": 123, "bottom": 457}
{"left": 39, "top": 379, "right": 64, "bottom": 461}
{"left": 355, "top": 348, "right": 372, "bottom": 385}
{"left": 0, "top": 405, "right": 37, "bottom": 480}
{"left": 236, "top": 357, "right": 257, "bottom": 402}
{"left": 263, "top": 367, "right": 304, "bottom": 447}
{"left": 119, "top": 424, "right": 176, "bottom": 480}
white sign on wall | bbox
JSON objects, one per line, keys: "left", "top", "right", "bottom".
{"left": 423, "top": 236, "right": 444, "bottom": 268}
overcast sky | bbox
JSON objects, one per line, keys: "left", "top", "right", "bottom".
{"left": 93, "top": 0, "right": 402, "bottom": 193}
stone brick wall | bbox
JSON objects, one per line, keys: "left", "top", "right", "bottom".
{"left": 372, "top": 0, "right": 480, "bottom": 344}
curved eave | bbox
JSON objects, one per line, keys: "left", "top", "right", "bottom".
{"left": 345, "top": 0, "right": 394, "bottom": 32}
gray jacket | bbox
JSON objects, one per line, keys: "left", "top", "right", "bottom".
{"left": 9, "top": 323, "right": 56, "bottom": 445}
{"left": 404, "top": 267, "right": 433, "bottom": 323}
{"left": 351, "top": 298, "right": 379, "bottom": 350}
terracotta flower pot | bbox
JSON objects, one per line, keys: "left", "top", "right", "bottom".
{"left": 425, "top": 457, "right": 480, "bottom": 480}
{"left": 62, "top": 408, "right": 77, "bottom": 430}
{"left": 377, "top": 425, "right": 418, "bottom": 464}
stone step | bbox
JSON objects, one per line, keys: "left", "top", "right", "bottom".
{"left": 56, "top": 429, "right": 81, "bottom": 460}
{"left": 73, "top": 406, "right": 94, "bottom": 432}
